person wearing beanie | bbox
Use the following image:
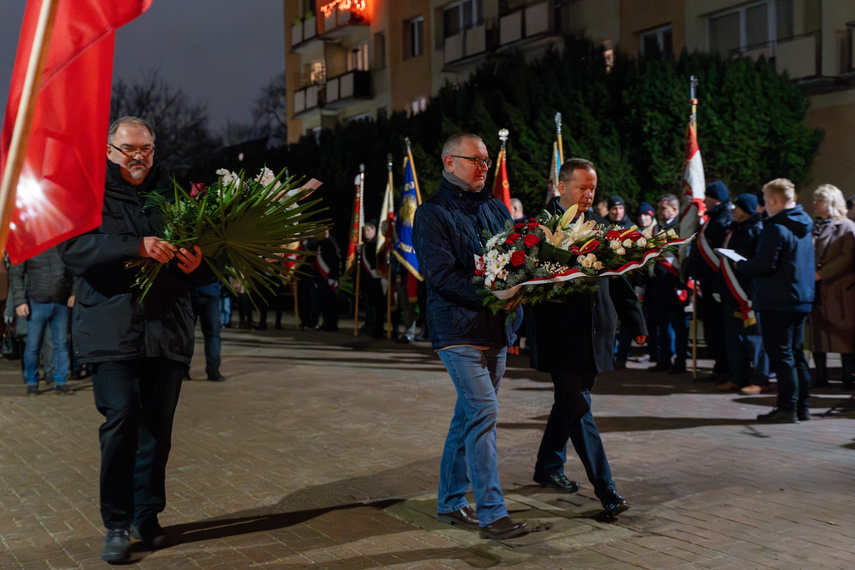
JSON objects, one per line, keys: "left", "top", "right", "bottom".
{"left": 606, "top": 195, "right": 632, "bottom": 228}
{"left": 714, "top": 193, "right": 770, "bottom": 394}
{"left": 637, "top": 202, "right": 656, "bottom": 230}
{"left": 686, "top": 181, "right": 733, "bottom": 381}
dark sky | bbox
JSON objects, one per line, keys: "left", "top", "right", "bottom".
{"left": 0, "top": 0, "right": 285, "bottom": 133}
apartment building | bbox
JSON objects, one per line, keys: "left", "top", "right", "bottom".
{"left": 285, "top": 0, "right": 854, "bottom": 187}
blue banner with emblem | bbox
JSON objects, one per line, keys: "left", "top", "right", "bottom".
{"left": 393, "top": 150, "right": 423, "bottom": 280}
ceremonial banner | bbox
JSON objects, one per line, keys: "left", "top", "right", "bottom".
{"left": 546, "top": 142, "right": 561, "bottom": 204}
{"left": 392, "top": 151, "right": 422, "bottom": 280}
{"left": 492, "top": 147, "right": 511, "bottom": 212}
{"left": 344, "top": 171, "right": 363, "bottom": 275}
{"left": 0, "top": 0, "right": 153, "bottom": 264}
{"left": 376, "top": 169, "right": 395, "bottom": 277}
{"left": 679, "top": 118, "right": 706, "bottom": 240}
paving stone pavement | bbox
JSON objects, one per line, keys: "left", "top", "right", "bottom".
{"left": 2, "top": 319, "right": 855, "bottom": 568}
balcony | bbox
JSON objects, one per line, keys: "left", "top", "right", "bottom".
{"left": 730, "top": 33, "right": 821, "bottom": 81}
{"left": 324, "top": 70, "right": 371, "bottom": 109}
{"left": 443, "top": 24, "right": 489, "bottom": 65}
{"left": 321, "top": 5, "right": 368, "bottom": 40}
{"left": 293, "top": 85, "right": 320, "bottom": 118}
{"left": 499, "top": 1, "right": 551, "bottom": 47}
{"left": 290, "top": 16, "right": 319, "bottom": 53}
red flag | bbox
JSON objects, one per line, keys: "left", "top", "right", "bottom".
{"left": 0, "top": 0, "right": 152, "bottom": 264}
{"left": 345, "top": 171, "right": 364, "bottom": 275}
{"left": 492, "top": 147, "right": 512, "bottom": 212}
{"left": 679, "top": 119, "right": 706, "bottom": 240}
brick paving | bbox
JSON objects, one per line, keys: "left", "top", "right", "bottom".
{"left": 2, "top": 318, "right": 855, "bottom": 568}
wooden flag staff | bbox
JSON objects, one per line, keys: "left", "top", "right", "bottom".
{"left": 353, "top": 163, "right": 365, "bottom": 337}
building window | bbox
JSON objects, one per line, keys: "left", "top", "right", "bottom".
{"left": 409, "top": 96, "right": 427, "bottom": 116}
{"left": 443, "top": 0, "right": 482, "bottom": 38}
{"left": 640, "top": 25, "right": 673, "bottom": 57}
{"left": 348, "top": 42, "right": 369, "bottom": 71}
{"left": 406, "top": 17, "right": 424, "bottom": 59}
{"left": 709, "top": 0, "right": 793, "bottom": 55}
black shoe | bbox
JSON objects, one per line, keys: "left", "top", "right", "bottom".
{"left": 101, "top": 528, "right": 131, "bottom": 563}
{"left": 55, "top": 384, "right": 71, "bottom": 394}
{"left": 649, "top": 361, "right": 670, "bottom": 372}
{"left": 601, "top": 490, "right": 629, "bottom": 519}
{"left": 757, "top": 408, "right": 798, "bottom": 424}
{"left": 533, "top": 472, "right": 579, "bottom": 493}
{"left": 668, "top": 362, "right": 688, "bottom": 374}
{"left": 26, "top": 384, "right": 39, "bottom": 396}
{"left": 436, "top": 505, "right": 479, "bottom": 530}
{"left": 797, "top": 408, "right": 811, "bottom": 422}
{"left": 478, "top": 516, "right": 528, "bottom": 540}
{"left": 131, "top": 521, "right": 170, "bottom": 550}
{"left": 253, "top": 323, "right": 268, "bottom": 330}
{"left": 207, "top": 375, "right": 226, "bottom": 382}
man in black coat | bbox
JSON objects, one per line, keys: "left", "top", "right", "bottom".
{"left": 529, "top": 158, "right": 646, "bottom": 519}
{"left": 58, "top": 116, "right": 207, "bottom": 563}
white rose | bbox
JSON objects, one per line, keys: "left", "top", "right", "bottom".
{"left": 593, "top": 261, "right": 603, "bottom": 270}
{"left": 622, "top": 238, "right": 632, "bottom": 248}
{"left": 637, "top": 236, "right": 648, "bottom": 247}
{"left": 616, "top": 247, "right": 626, "bottom": 255}
{"left": 609, "top": 240, "right": 621, "bottom": 250}
{"left": 580, "top": 256, "right": 593, "bottom": 268}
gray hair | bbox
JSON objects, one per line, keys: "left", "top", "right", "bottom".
{"left": 108, "top": 116, "right": 156, "bottom": 143}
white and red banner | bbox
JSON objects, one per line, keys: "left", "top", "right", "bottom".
{"left": 678, "top": 120, "right": 706, "bottom": 241}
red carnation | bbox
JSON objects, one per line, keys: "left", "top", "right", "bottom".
{"left": 505, "top": 232, "right": 521, "bottom": 244}
{"left": 510, "top": 250, "right": 526, "bottom": 266}
{"left": 528, "top": 222, "right": 539, "bottom": 231}
{"left": 523, "top": 233, "right": 540, "bottom": 247}
{"left": 514, "top": 222, "right": 525, "bottom": 231}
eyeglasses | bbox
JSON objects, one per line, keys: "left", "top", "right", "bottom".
{"left": 450, "top": 155, "right": 492, "bottom": 169}
{"left": 110, "top": 143, "right": 155, "bottom": 158}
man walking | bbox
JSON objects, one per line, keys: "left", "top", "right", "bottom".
{"left": 58, "top": 116, "right": 208, "bottom": 563}
{"left": 413, "top": 133, "right": 527, "bottom": 540}
{"left": 530, "top": 158, "right": 646, "bottom": 519}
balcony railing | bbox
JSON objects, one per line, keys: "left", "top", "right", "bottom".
{"left": 325, "top": 70, "right": 371, "bottom": 109}
{"left": 290, "top": 16, "right": 318, "bottom": 51}
{"left": 730, "top": 32, "right": 821, "bottom": 81}
{"left": 293, "top": 85, "right": 320, "bottom": 117}
{"left": 444, "top": 23, "right": 489, "bottom": 64}
{"left": 500, "top": 1, "right": 551, "bottom": 46}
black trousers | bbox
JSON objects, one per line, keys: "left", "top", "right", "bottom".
{"left": 92, "top": 358, "right": 184, "bottom": 529}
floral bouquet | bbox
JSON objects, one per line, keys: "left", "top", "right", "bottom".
{"left": 127, "top": 166, "right": 329, "bottom": 300}
{"left": 473, "top": 203, "right": 694, "bottom": 316}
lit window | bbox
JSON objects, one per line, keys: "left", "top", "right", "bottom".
{"left": 410, "top": 96, "right": 427, "bottom": 116}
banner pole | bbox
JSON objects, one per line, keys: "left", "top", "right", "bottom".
{"left": 0, "top": 0, "right": 60, "bottom": 256}
{"left": 555, "top": 112, "right": 564, "bottom": 164}
{"left": 385, "top": 154, "right": 393, "bottom": 339}
{"left": 353, "top": 164, "right": 365, "bottom": 337}
{"left": 689, "top": 76, "right": 699, "bottom": 379}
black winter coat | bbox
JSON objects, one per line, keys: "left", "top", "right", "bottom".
{"left": 530, "top": 198, "right": 646, "bottom": 380}
{"left": 57, "top": 161, "right": 207, "bottom": 365}
{"left": 413, "top": 174, "right": 512, "bottom": 349}
{"left": 688, "top": 201, "right": 732, "bottom": 284}
{"left": 717, "top": 212, "right": 763, "bottom": 304}
{"left": 8, "top": 246, "right": 75, "bottom": 306}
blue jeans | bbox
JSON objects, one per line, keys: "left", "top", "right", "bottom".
{"left": 437, "top": 345, "right": 509, "bottom": 526}
{"left": 191, "top": 287, "right": 222, "bottom": 378}
{"left": 23, "top": 301, "right": 70, "bottom": 385}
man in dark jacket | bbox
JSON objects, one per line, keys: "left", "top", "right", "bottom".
{"left": 715, "top": 193, "right": 770, "bottom": 393}
{"left": 413, "top": 133, "right": 528, "bottom": 540}
{"left": 606, "top": 194, "right": 632, "bottom": 228}
{"left": 57, "top": 117, "right": 206, "bottom": 563}
{"left": 9, "top": 246, "right": 76, "bottom": 395}
{"left": 687, "top": 180, "right": 733, "bottom": 382}
{"left": 530, "top": 158, "right": 646, "bottom": 519}
{"left": 735, "top": 178, "right": 815, "bottom": 423}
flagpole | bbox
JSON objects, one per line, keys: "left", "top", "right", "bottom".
{"left": 0, "top": 0, "right": 60, "bottom": 256}
{"left": 689, "top": 75, "right": 699, "bottom": 380}
{"left": 353, "top": 164, "right": 365, "bottom": 337}
{"left": 555, "top": 112, "right": 564, "bottom": 164}
{"left": 404, "top": 138, "right": 421, "bottom": 204}
{"left": 385, "top": 154, "right": 394, "bottom": 340}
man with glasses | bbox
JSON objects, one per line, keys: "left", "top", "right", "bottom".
{"left": 413, "top": 133, "right": 528, "bottom": 540}
{"left": 58, "top": 116, "right": 209, "bottom": 563}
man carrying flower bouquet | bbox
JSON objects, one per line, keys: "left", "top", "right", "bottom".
{"left": 530, "top": 158, "right": 646, "bottom": 519}
{"left": 58, "top": 116, "right": 210, "bottom": 563}
{"left": 413, "top": 133, "right": 528, "bottom": 540}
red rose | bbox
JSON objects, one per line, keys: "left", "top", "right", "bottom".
{"left": 510, "top": 250, "right": 526, "bottom": 266}
{"left": 523, "top": 233, "right": 540, "bottom": 247}
{"left": 514, "top": 222, "right": 525, "bottom": 231}
{"left": 190, "top": 182, "right": 207, "bottom": 197}
{"left": 528, "top": 222, "right": 540, "bottom": 231}
{"left": 505, "top": 232, "right": 521, "bottom": 244}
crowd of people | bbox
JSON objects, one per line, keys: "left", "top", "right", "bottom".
{"left": 6, "top": 121, "right": 854, "bottom": 558}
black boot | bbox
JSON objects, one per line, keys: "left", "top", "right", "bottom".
{"left": 813, "top": 352, "right": 828, "bottom": 388}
